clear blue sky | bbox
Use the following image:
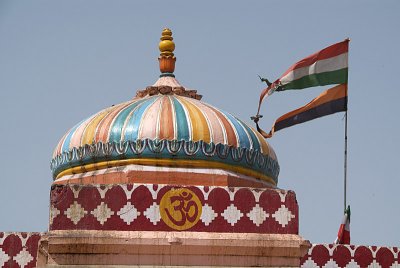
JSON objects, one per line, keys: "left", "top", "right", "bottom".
{"left": 0, "top": 0, "right": 399, "bottom": 246}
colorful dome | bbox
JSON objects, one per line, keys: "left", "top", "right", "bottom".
{"left": 50, "top": 29, "right": 280, "bottom": 187}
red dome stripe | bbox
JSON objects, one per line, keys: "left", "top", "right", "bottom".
{"left": 94, "top": 101, "right": 132, "bottom": 143}
{"left": 158, "top": 96, "right": 175, "bottom": 140}
{"left": 203, "top": 103, "right": 238, "bottom": 147}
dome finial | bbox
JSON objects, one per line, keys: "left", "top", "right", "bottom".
{"left": 158, "top": 28, "right": 176, "bottom": 77}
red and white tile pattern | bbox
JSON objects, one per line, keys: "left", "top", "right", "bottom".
{"left": 49, "top": 184, "right": 298, "bottom": 234}
{"left": 301, "top": 244, "right": 399, "bottom": 268}
{"left": 0, "top": 232, "right": 41, "bottom": 268}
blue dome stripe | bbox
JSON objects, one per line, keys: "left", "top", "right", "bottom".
{"left": 125, "top": 97, "right": 160, "bottom": 141}
{"left": 223, "top": 113, "right": 251, "bottom": 148}
{"left": 172, "top": 97, "right": 190, "bottom": 141}
{"left": 108, "top": 98, "right": 148, "bottom": 142}
{"left": 237, "top": 118, "right": 261, "bottom": 151}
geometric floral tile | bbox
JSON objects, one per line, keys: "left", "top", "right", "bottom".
{"left": 301, "top": 258, "right": 319, "bottom": 268}
{"left": 117, "top": 202, "right": 140, "bottom": 225}
{"left": 143, "top": 202, "right": 161, "bottom": 225}
{"left": 272, "top": 205, "right": 295, "bottom": 227}
{"left": 65, "top": 201, "right": 87, "bottom": 225}
{"left": 0, "top": 248, "right": 10, "bottom": 267}
{"left": 0, "top": 232, "right": 41, "bottom": 268}
{"left": 322, "top": 259, "right": 339, "bottom": 268}
{"left": 91, "top": 202, "right": 114, "bottom": 225}
{"left": 13, "top": 248, "right": 33, "bottom": 267}
{"left": 221, "top": 204, "right": 243, "bottom": 226}
{"left": 200, "top": 203, "right": 217, "bottom": 226}
{"left": 49, "top": 205, "right": 60, "bottom": 225}
{"left": 246, "top": 204, "right": 268, "bottom": 227}
{"left": 346, "top": 260, "right": 361, "bottom": 268}
{"left": 367, "top": 260, "right": 381, "bottom": 268}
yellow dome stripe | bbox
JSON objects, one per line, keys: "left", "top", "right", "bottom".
{"left": 55, "top": 158, "right": 276, "bottom": 186}
{"left": 81, "top": 109, "right": 111, "bottom": 145}
{"left": 177, "top": 96, "right": 211, "bottom": 143}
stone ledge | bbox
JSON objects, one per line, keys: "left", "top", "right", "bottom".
{"left": 38, "top": 230, "right": 310, "bottom": 267}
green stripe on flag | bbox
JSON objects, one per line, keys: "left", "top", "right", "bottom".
{"left": 282, "top": 68, "right": 348, "bottom": 90}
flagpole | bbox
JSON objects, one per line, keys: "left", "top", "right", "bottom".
{"left": 344, "top": 38, "right": 350, "bottom": 212}
{"left": 344, "top": 109, "right": 348, "bottom": 211}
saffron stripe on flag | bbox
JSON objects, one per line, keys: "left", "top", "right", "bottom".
{"left": 279, "top": 40, "right": 349, "bottom": 77}
{"left": 271, "top": 84, "right": 347, "bottom": 134}
{"left": 274, "top": 97, "right": 347, "bottom": 132}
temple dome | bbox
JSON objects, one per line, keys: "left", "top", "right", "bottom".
{"left": 50, "top": 29, "right": 280, "bottom": 187}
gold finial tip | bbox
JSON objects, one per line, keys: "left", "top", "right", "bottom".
{"left": 161, "top": 28, "right": 172, "bottom": 37}
{"left": 158, "top": 28, "right": 176, "bottom": 75}
{"left": 159, "top": 28, "right": 175, "bottom": 56}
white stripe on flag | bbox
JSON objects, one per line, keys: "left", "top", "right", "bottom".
{"left": 280, "top": 53, "right": 348, "bottom": 84}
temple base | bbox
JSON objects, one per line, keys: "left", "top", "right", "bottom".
{"left": 38, "top": 230, "right": 310, "bottom": 267}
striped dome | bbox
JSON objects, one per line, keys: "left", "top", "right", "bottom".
{"left": 51, "top": 79, "right": 279, "bottom": 185}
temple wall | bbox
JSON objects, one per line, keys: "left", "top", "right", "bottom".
{"left": 3, "top": 185, "right": 397, "bottom": 267}
{"left": 0, "top": 232, "right": 41, "bottom": 268}
{"left": 49, "top": 184, "right": 298, "bottom": 233}
{"left": 301, "top": 244, "right": 399, "bottom": 268}
{"left": 1, "top": 232, "right": 397, "bottom": 268}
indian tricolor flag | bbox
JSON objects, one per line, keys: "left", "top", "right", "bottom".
{"left": 275, "top": 39, "right": 349, "bottom": 91}
{"left": 265, "top": 84, "right": 348, "bottom": 138}
{"left": 257, "top": 39, "right": 349, "bottom": 110}
{"left": 335, "top": 205, "right": 351, "bottom": 244}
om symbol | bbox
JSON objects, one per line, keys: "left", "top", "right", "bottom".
{"left": 160, "top": 188, "right": 202, "bottom": 230}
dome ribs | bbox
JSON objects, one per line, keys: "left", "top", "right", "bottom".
{"left": 176, "top": 96, "right": 211, "bottom": 144}
{"left": 158, "top": 96, "right": 175, "bottom": 140}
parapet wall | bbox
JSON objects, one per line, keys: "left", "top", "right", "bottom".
{"left": 49, "top": 183, "right": 298, "bottom": 234}
{"left": 1, "top": 228, "right": 398, "bottom": 267}
{"left": 301, "top": 244, "right": 399, "bottom": 268}
{"left": 0, "top": 232, "right": 41, "bottom": 268}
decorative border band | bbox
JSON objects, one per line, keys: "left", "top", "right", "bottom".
{"left": 49, "top": 183, "right": 297, "bottom": 234}
{"left": 55, "top": 158, "right": 276, "bottom": 185}
{"left": 50, "top": 139, "right": 280, "bottom": 183}
{"left": 301, "top": 244, "right": 400, "bottom": 267}
{"left": 0, "top": 232, "right": 41, "bottom": 268}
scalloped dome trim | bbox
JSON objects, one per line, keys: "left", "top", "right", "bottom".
{"left": 51, "top": 139, "right": 279, "bottom": 185}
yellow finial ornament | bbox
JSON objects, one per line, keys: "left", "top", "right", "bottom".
{"left": 158, "top": 28, "right": 176, "bottom": 76}
{"left": 159, "top": 28, "right": 175, "bottom": 57}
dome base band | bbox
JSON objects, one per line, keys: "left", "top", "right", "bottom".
{"left": 55, "top": 158, "right": 277, "bottom": 186}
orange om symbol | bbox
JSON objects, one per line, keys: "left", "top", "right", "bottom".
{"left": 160, "top": 188, "right": 202, "bottom": 230}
